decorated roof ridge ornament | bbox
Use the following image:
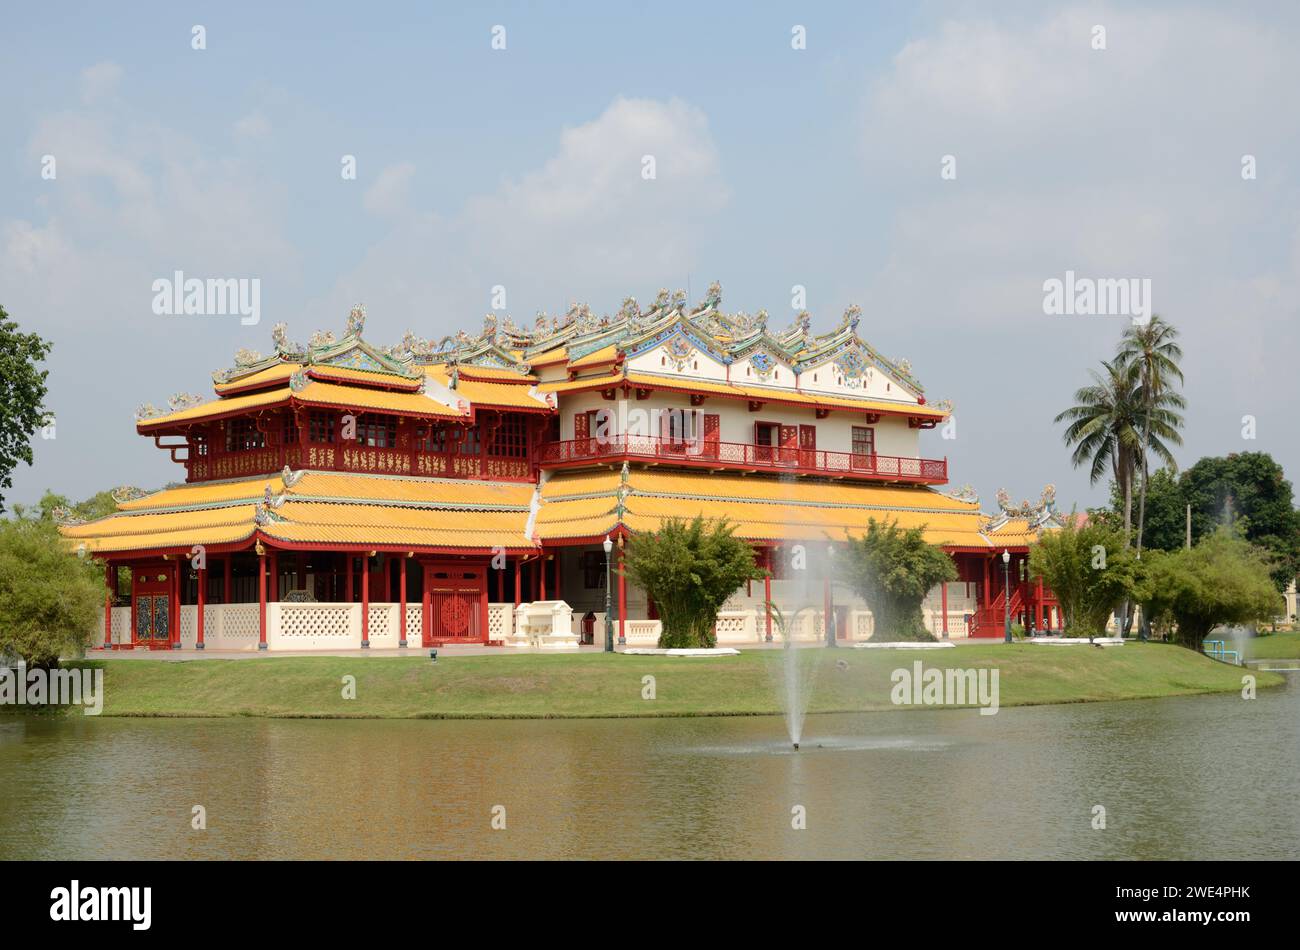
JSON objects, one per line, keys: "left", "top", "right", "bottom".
{"left": 135, "top": 403, "right": 166, "bottom": 421}
{"left": 620, "top": 460, "right": 630, "bottom": 484}
{"left": 989, "top": 484, "right": 1065, "bottom": 531}
{"left": 699, "top": 280, "right": 722, "bottom": 313}
{"left": 946, "top": 484, "right": 980, "bottom": 505}
{"left": 281, "top": 465, "right": 305, "bottom": 489}
{"left": 289, "top": 369, "right": 309, "bottom": 392}
{"left": 271, "top": 322, "right": 305, "bottom": 357}
{"left": 167, "top": 392, "right": 207, "bottom": 413}
{"left": 52, "top": 506, "right": 86, "bottom": 527}
{"left": 345, "top": 303, "right": 366, "bottom": 338}
{"left": 111, "top": 485, "right": 150, "bottom": 505}
{"left": 233, "top": 347, "right": 263, "bottom": 368}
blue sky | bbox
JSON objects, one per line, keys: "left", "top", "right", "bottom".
{"left": 3, "top": 1, "right": 1298, "bottom": 513}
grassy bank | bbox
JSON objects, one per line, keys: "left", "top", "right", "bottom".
{"left": 51, "top": 642, "right": 1279, "bottom": 719}
{"left": 1224, "top": 631, "right": 1300, "bottom": 660}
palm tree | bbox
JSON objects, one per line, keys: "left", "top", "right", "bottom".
{"left": 1117, "top": 315, "right": 1185, "bottom": 558}
{"left": 1054, "top": 359, "right": 1145, "bottom": 541}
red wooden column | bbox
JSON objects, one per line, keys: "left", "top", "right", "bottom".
{"left": 1037, "top": 575, "right": 1045, "bottom": 629}
{"left": 763, "top": 547, "right": 773, "bottom": 641}
{"left": 540, "top": 553, "right": 547, "bottom": 601}
{"left": 361, "top": 555, "right": 371, "bottom": 648}
{"left": 257, "top": 552, "right": 268, "bottom": 650}
{"left": 617, "top": 543, "right": 627, "bottom": 645}
{"left": 103, "top": 561, "right": 114, "bottom": 648}
{"left": 940, "top": 578, "right": 949, "bottom": 638}
{"left": 513, "top": 558, "right": 521, "bottom": 607}
{"left": 399, "top": 555, "right": 409, "bottom": 648}
{"left": 196, "top": 564, "right": 207, "bottom": 650}
{"left": 171, "top": 560, "right": 181, "bottom": 649}
{"left": 223, "top": 557, "right": 232, "bottom": 604}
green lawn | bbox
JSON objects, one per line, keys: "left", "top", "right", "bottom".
{"left": 1220, "top": 631, "right": 1300, "bottom": 660}
{"left": 51, "top": 642, "right": 1279, "bottom": 720}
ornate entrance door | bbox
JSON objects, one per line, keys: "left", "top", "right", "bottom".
{"left": 423, "top": 563, "right": 487, "bottom": 645}
{"left": 132, "top": 567, "right": 174, "bottom": 649}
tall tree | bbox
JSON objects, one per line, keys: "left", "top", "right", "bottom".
{"left": 1054, "top": 359, "right": 1144, "bottom": 542}
{"left": 623, "top": 517, "right": 764, "bottom": 649}
{"left": 1117, "top": 315, "right": 1186, "bottom": 559}
{"left": 1141, "top": 530, "right": 1279, "bottom": 647}
{"left": 0, "top": 306, "right": 53, "bottom": 513}
{"left": 837, "top": 518, "right": 957, "bottom": 641}
{"left": 1179, "top": 452, "right": 1300, "bottom": 591}
{"left": 1029, "top": 516, "right": 1141, "bottom": 636}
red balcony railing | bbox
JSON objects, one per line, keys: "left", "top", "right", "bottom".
{"left": 538, "top": 435, "right": 947, "bottom": 484}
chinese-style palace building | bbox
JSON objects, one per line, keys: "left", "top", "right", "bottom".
{"left": 59, "top": 285, "right": 1065, "bottom": 651}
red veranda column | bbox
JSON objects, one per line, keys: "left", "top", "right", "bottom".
{"left": 257, "top": 551, "right": 268, "bottom": 650}
{"left": 361, "top": 554, "right": 371, "bottom": 648}
{"left": 399, "top": 554, "right": 409, "bottom": 648}
{"left": 513, "top": 557, "right": 521, "bottom": 607}
{"left": 196, "top": 564, "right": 206, "bottom": 650}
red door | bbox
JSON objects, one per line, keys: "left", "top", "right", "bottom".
{"left": 798, "top": 424, "right": 817, "bottom": 469}
{"left": 779, "top": 425, "right": 799, "bottom": 465}
{"left": 702, "top": 413, "right": 720, "bottom": 460}
{"left": 132, "top": 565, "right": 174, "bottom": 649}
{"left": 423, "top": 562, "right": 488, "bottom": 645}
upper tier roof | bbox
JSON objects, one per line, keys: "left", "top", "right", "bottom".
{"left": 132, "top": 288, "right": 952, "bottom": 430}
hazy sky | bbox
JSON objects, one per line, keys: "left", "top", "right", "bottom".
{"left": 3, "top": 1, "right": 1297, "bottom": 513}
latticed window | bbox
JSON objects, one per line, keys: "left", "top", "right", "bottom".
{"left": 461, "top": 427, "right": 480, "bottom": 456}
{"left": 225, "top": 417, "right": 264, "bottom": 452}
{"left": 416, "top": 424, "right": 448, "bottom": 453}
{"left": 488, "top": 415, "right": 528, "bottom": 458}
{"left": 852, "top": 426, "right": 875, "bottom": 457}
{"left": 282, "top": 412, "right": 299, "bottom": 446}
{"left": 356, "top": 413, "right": 397, "bottom": 448}
{"left": 308, "top": 412, "right": 335, "bottom": 444}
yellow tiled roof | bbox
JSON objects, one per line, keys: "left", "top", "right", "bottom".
{"left": 294, "top": 380, "right": 463, "bottom": 417}
{"left": 213, "top": 363, "right": 301, "bottom": 395}
{"left": 531, "top": 369, "right": 946, "bottom": 419}
{"left": 533, "top": 373, "right": 623, "bottom": 394}
{"left": 138, "top": 388, "right": 290, "bottom": 429}
{"left": 536, "top": 468, "right": 988, "bottom": 546}
{"left": 623, "top": 372, "right": 949, "bottom": 419}
{"left": 568, "top": 344, "right": 620, "bottom": 369}
{"left": 453, "top": 364, "right": 537, "bottom": 382}
{"left": 116, "top": 475, "right": 285, "bottom": 511}
{"left": 306, "top": 365, "right": 422, "bottom": 389}
{"left": 262, "top": 502, "right": 530, "bottom": 549}
{"left": 526, "top": 347, "right": 569, "bottom": 368}
{"left": 423, "top": 367, "right": 550, "bottom": 410}
{"left": 60, "top": 505, "right": 259, "bottom": 554}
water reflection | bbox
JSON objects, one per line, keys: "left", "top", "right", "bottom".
{"left": 1, "top": 675, "right": 1296, "bottom": 860}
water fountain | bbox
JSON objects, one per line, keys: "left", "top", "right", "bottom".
{"left": 766, "top": 602, "right": 823, "bottom": 750}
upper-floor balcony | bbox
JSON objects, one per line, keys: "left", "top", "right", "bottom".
{"left": 537, "top": 434, "right": 947, "bottom": 485}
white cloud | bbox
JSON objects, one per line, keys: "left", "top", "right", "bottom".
{"left": 80, "top": 62, "right": 122, "bottom": 104}
{"left": 362, "top": 162, "right": 416, "bottom": 217}
{"left": 233, "top": 111, "right": 272, "bottom": 139}
{"left": 315, "top": 96, "right": 728, "bottom": 339}
{"left": 856, "top": 4, "right": 1300, "bottom": 507}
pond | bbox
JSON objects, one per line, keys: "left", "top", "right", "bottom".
{"left": 1, "top": 675, "right": 1296, "bottom": 859}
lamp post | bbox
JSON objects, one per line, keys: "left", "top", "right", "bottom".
{"left": 603, "top": 535, "right": 614, "bottom": 653}
{"left": 1002, "top": 549, "right": 1012, "bottom": 642}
